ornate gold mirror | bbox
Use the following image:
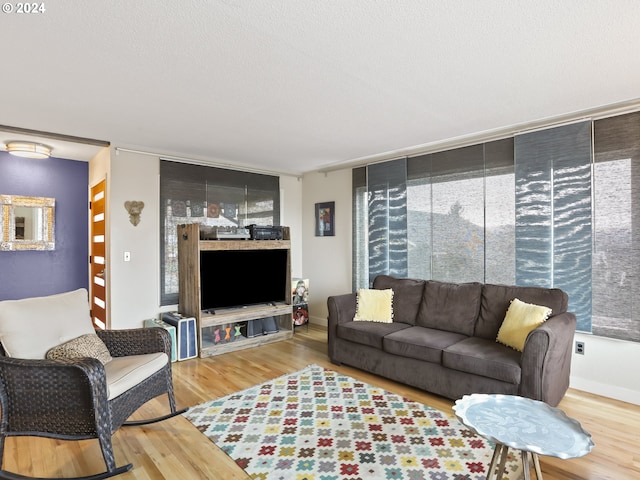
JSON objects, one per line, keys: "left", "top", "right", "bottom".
{"left": 0, "top": 195, "right": 55, "bottom": 250}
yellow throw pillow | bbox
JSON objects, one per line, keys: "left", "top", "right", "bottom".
{"left": 496, "top": 298, "right": 552, "bottom": 352}
{"left": 353, "top": 288, "right": 394, "bottom": 323}
{"left": 46, "top": 333, "right": 113, "bottom": 365}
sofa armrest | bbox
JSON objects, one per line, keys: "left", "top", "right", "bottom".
{"left": 0, "top": 356, "right": 109, "bottom": 424}
{"left": 327, "top": 293, "right": 357, "bottom": 363}
{"left": 97, "top": 327, "right": 171, "bottom": 358}
{"left": 519, "top": 311, "right": 577, "bottom": 406}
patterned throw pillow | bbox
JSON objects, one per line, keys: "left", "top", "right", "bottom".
{"left": 496, "top": 298, "right": 552, "bottom": 352}
{"left": 46, "top": 333, "right": 113, "bottom": 365}
{"left": 353, "top": 288, "right": 394, "bottom": 323}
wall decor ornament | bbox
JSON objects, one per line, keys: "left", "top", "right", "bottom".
{"left": 0, "top": 194, "right": 55, "bottom": 250}
{"left": 124, "top": 200, "right": 145, "bottom": 226}
{"left": 315, "top": 201, "right": 335, "bottom": 236}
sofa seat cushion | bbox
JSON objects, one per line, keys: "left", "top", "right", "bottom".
{"left": 105, "top": 352, "right": 168, "bottom": 401}
{"left": 442, "top": 337, "right": 521, "bottom": 384}
{"left": 337, "top": 321, "right": 411, "bottom": 349}
{"left": 383, "top": 326, "right": 468, "bottom": 364}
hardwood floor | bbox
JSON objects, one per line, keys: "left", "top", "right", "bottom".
{"left": 3, "top": 325, "right": 639, "bottom": 479}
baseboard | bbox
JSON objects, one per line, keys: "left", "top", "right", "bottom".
{"left": 309, "top": 315, "right": 327, "bottom": 327}
{"left": 570, "top": 376, "right": 640, "bottom": 406}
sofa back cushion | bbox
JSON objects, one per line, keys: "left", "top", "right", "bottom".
{"left": 415, "top": 281, "right": 482, "bottom": 336}
{"left": 475, "top": 284, "right": 569, "bottom": 340}
{"left": 372, "top": 275, "right": 426, "bottom": 326}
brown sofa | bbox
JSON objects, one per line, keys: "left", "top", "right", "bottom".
{"left": 327, "top": 275, "right": 577, "bottom": 406}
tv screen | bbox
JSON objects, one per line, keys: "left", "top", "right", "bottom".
{"left": 199, "top": 249, "right": 288, "bottom": 311}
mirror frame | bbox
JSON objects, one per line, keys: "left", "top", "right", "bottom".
{"left": 0, "top": 195, "right": 55, "bottom": 251}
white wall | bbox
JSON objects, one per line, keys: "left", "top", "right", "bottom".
{"left": 300, "top": 170, "right": 353, "bottom": 326}
{"left": 106, "top": 149, "right": 304, "bottom": 329}
{"left": 280, "top": 175, "right": 303, "bottom": 278}
{"left": 108, "top": 149, "right": 161, "bottom": 329}
{"left": 88, "top": 147, "right": 110, "bottom": 186}
{"left": 571, "top": 331, "right": 640, "bottom": 405}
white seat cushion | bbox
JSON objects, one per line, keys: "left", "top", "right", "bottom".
{"left": 104, "top": 352, "right": 168, "bottom": 400}
{"left": 0, "top": 289, "right": 95, "bottom": 359}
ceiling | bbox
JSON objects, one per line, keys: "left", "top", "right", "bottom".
{"left": 1, "top": 1, "right": 640, "bottom": 175}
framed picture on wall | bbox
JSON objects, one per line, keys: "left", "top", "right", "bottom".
{"left": 315, "top": 201, "right": 335, "bottom": 237}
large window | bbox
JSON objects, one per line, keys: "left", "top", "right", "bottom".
{"left": 355, "top": 139, "right": 515, "bottom": 287}
{"left": 353, "top": 112, "right": 640, "bottom": 341}
{"left": 160, "top": 160, "right": 280, "bottom": 306}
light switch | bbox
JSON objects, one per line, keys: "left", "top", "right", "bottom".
{"left": 124, "top": 251, "right": 131, "bottom": 262}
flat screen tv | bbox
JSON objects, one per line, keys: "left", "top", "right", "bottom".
{"left": 199, "top": 249, "right": 288, "bottom": 311}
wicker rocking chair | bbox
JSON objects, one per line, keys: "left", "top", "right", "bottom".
{"left": 0, "top": 289, "right": 188, "bottom": 480}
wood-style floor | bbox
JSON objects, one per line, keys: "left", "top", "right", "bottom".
{"left": 3, "top": 325, "right": 639, "bottom": 479}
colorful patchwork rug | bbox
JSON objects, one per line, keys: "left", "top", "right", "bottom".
{"left": 185, "top": 365, "right": 522, "bottom": 480}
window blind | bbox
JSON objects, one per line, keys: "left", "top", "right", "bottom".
{"left": 366, "top": 159, "right": 408, "bottom": 285}
{"left": 352, "top": 167, "right": 368, "bottom": 291}
{"left": 592, "top": 112, "right": 640, "bottom": 341}
{"left": 430, "top": 144, "right": 485, "bottom": 283}
{"left": 159, "top": 160, "right": 280, "bottom": 306}
{"left": 514, "top": 121, "right": 593, "bottom": 331}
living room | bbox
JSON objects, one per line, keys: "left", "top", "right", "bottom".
{"left": 1, "top": 2, "right": 640, "bottom": 479}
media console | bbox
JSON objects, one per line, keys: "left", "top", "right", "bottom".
{"left": 177, "top": 223, "right": 293, "bottom": 358}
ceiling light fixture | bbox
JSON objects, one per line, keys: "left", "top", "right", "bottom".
{"left": 5, "top": 141, "right": 52, "bottom": 159}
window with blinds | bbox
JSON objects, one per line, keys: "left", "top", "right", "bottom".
{"left": 353, "top": 111, "right": 640, "bottom": 341}
{"left": 159, "top": 160, "right": 280, "bottom": 306}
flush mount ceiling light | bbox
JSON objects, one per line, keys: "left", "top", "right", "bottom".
{"left": 5, "top": 141, "right": 52, "bottom": 159}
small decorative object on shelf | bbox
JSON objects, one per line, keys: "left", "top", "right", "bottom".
{"left": 241, "top": 317, "right": 280, "bottom": 338}
{"left": 293, "top": 304, "right": 309, "bottom": 327}
{"left": 292, "top": 278, "right": 310, "bottom": 330}
{"left": 292, "top": 278, "right": 309, "bottom": 305}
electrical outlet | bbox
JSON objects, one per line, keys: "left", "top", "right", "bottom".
{"left": 575, "top": 341, "right": 585, "bottom": 355}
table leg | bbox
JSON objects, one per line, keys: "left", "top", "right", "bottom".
{"left": 520, "top": 450, "right": 531, "bottom": 480}
{"left": 487, "top": 444, "right": 510, "bottom": 479}
{"left": 487, "top": 444, "right": 502, "bottom": 478}
{"left": 532, "top": 453, "right": 543, "bottom": 480}
{"left": 520, "top": 451, "right": 544, "bottom": 480}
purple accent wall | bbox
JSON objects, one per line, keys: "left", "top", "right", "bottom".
{"left": 0, "top": 151, "right": 89, "bottom": 300}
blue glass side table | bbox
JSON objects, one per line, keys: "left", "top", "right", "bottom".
{"left": 453, "top": 394, "right": 594, "bottom": 479}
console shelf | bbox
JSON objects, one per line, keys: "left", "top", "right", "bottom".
{"left": 200, "top": 303, "right": 292, "bottom": 329}
{"left": 200, "top": 330, "right": 292, "bottom": 357}
{"left": 177, "top": 223, "right": 293, "bottom": 358}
